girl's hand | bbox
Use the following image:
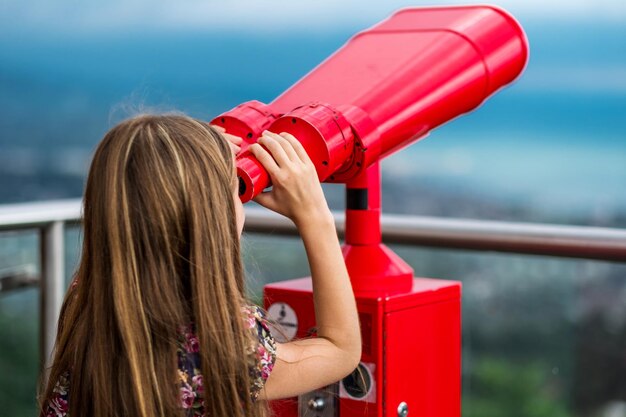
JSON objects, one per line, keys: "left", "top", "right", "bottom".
{"left": 210, "top": 125, "right": 243, "bottom": 155}
{"left": 249, "top": 131, "right": 332, "bottom": 228}
{"left": 252, "top": 131, "right": 361, "bottom": 401}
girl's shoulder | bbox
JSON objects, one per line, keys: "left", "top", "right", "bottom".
{"left": 242, "top": 305, "right": 277, "bottom": 400}
{"left": 242, "top": 304, "right": 274, "bottom": 340}
{"left": 177, "top": 304, "right": 277, "bottom": 408}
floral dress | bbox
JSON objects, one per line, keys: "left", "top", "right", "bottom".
{"left": 45, "top": 305, "right": 277, "bottom": 417}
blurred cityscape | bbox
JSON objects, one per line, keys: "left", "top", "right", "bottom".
{"left": 1, "top": 0, "right": 625, "bottom": 416}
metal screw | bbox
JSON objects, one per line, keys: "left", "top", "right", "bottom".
{"left": 397, "top": 402, "right": 408, "bottom": 417}
{"left": 308, "top": 397, "right": 325, "bottom": 411}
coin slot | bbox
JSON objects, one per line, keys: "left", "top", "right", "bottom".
{"left": 341, "top": 363, "right": 372, "bottom": 399}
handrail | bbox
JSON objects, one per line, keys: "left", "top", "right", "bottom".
{"left": 2, "top": 199, "right": 626, "bottom": 261}
{"left": 0, "top": 199, "right": 82, "bottom": 232}
{"left": 244, "top": 210, "right": 626, "bottom": 262}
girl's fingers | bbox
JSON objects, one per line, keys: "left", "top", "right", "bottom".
{"left": 264, "top": 131, "right": 299, "bottom": 162}
{"left": 279, "top": 132, "right": 312, "bottom": 164}
{"left": 258, "top": 133, "right": 292, "bottom": 168}
{"left": 253, "top": 191, "right": 278, "bottom": 212}
{"left": 228, "top": 142, "right": 241, "bottom": 155}
{"left": 209, "top": 125, "right": 244, "bottom": 150}
{"left": 249, "top": 143, "right": 280, "bottom": 177}
{"left": 223, "top": 132, "right": 243, "bottom": 145}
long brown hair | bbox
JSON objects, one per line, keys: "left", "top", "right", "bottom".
{"left": 40, "top": 115, "right": 265, "bottom": 417}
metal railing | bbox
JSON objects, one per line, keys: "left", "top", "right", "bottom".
{"left": 0, "top": 199, "right": 81, "bottom": 370}
{"left": 1, "top": 198, "right": 626, "bottom": 369}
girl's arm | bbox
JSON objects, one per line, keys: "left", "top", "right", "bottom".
{"left": 249, "top": 131, "right": 361, "bottom": 400}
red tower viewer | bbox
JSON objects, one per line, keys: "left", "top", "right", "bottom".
{"left": 213, "top": 5, "right": 528, "bottom": 417}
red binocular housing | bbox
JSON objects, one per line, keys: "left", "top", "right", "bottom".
{"left": 211, "top": 5, "right": 529, "bottom": 202}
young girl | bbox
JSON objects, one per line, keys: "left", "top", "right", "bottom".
{"left": 39, "top": 114, "right": 361, "bottom": 417}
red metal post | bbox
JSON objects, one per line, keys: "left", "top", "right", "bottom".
{"left": 343, "top": 163, "right": 414, "bottom": 294}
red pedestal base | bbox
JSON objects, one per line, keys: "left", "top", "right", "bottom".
{"left": 264, "top": 276, "right": 461, "bottom": 417}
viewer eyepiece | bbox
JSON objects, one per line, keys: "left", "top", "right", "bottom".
{"left": 238, "top": 176, "right": 247, "bottom": 197}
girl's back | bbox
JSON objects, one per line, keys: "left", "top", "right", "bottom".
{"left": 39, "top": 115, "right": 361, "bottom": 417}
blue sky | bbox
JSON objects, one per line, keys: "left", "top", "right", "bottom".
{"left": 2, "top": 0, "right": 626, "bottom": 35}
{"left": 2, "top": 0, "right": 625, "bottom": 96}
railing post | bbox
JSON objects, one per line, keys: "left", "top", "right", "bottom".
{"left": 40, "top": 221, "right": 65, "bottom": 373}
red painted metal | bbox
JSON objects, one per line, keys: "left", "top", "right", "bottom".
{"left": 343, "top": 163, "right": 414, "bottom": 294}
{"left": 212, "top": 5, "right": 528, "bottom": 417}
{"left": 264, "top": 277, "right": 462, "bottom": 417}
{"left": 213, "top": 5, "right": 528, "bottom": 202}
{"left": 269, "top": 103, "right": 355, "bottom": 182}
{"left": 210, "top": 100, "right": 280, "bottom": 201}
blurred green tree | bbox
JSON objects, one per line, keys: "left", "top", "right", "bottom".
{"left": 464, "top": 357, "right": 571, "bottom": 417}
